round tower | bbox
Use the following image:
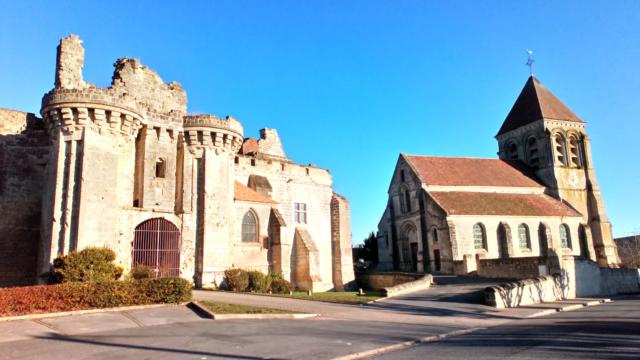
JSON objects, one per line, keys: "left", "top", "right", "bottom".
{"left": 38, "top": 35, "right": 145, "bottom": 276}
{"left": 183, "top": 114, "right": 243, "bottom": 286}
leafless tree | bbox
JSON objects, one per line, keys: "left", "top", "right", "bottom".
{"left": 616, "top": 233, "right": 640, "bottom": 269}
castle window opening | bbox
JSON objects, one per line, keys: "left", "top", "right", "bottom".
{"left": 250, "top": 158, "right": 256, "bottom": 166}
{"left": 400, "top": 170, "right": 405, "bottom": 182}
{"left": 518, "top": 223, "right": 531, "bottom": 250}
{"left": 473, "top": 223, "right": 487, "bottom": 250}
{"left": 432, "top": 228, "right": 438, "bottom": 243}
{"left": 241, "top": 210, "right": 258, "bottom": 243}
{"left": 294, "top": 202, "right": 307, "bottom": 224}
{"left": 155, "top": 158, "right": 166, "bottom": 178}
{"left": 234, "top": 156, "right": 239, "bottom": 164}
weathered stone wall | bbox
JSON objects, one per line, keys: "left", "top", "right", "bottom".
{"left": 330, "top": 193, "right": 355, "bottom": 290}
{"left": 484, "top": 275, "right": 566, "bottom": 308}
{"left": 355, "top": 272, "right": 423, "bottom": 290}
{"left": 0, "top": 109, "right": 49, "bottom": 287}
{"left": 55, "top": 35, "right": 85, "bottom": 89}
{"left": 564, "top": 256, "right": 640, "bottom": 298}
{"left": 476, "top": 256, "right": 545, "bottom": 279}
{"left": 234, "top": 139, "right": 336, "bottom": 290}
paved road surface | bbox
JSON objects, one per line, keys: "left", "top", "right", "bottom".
{"left": 373, "top": 296, "right": 640, "bottom": 360}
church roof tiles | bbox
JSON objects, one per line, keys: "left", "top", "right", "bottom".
{"left": 497, "top": 76, "right": 584, "bottom": 136}
{"left": 429, "top": 191, "right": 581, "bottom": 217}
{"left": 404, "top": 155, "right": 543, "bottom": 188}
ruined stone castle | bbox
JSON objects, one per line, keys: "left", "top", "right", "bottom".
{"left": 0, "top": 35, "right": 354, "bottom": 290}
{"left": 377, "top": 76, "right": 621, "bottom": 277}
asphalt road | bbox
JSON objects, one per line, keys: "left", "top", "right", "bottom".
{"left": 373, "top": 296, "right": 640, "bottom": 360}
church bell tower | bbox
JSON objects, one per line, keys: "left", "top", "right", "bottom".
{"left": 495, "top": 76, "right": 620, "bottom": 267}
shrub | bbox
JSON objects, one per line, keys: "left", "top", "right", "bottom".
{"left": 0, "top": 277, "right": 192, "bottom": 317}
{"left": 270, "top": 278, "right": 292, "bottom": 294}
{"left": 224, "top": 269, "right": 249, "bottom": 292}
{"left": 268, "top": 272, "right": 285, "bottom": 281}
{"left": 129, "top": 265, "right": 155, "bottom": 280}
{"left": 52, "top": 247, "right": 123, "bottom": 283}
{"left": 247, "top": 271, "right": 271, "bottom": 293}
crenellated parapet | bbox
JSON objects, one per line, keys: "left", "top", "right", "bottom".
{"left": 183, "top": 114, "right": 244, "bottom": 156}
{"left": 41, "top": 88, "right": 144, "bottom": 140}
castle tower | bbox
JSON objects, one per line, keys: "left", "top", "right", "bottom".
{"left": 496, "top": 76, "right": 620, "bottom": 267}
{"left": 182, "top": 115, "right": 244, "bottom": 286}
{"left": 39, "top": 36, "right": 144, "bottom": 275}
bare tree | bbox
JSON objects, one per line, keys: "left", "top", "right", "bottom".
{"left": 615, "top": 233, "right": 640, "bottom": 269}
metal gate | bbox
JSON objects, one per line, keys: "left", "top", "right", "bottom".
{"left": 132, "top": 218, "right": 181, "bottom": 277}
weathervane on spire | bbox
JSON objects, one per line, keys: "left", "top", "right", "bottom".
{"left": 525, "top": 49, "right": 535, "bottom": 76}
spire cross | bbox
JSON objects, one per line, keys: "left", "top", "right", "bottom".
{"left": 526, "top": 49, "right": 535, "bottom": 76}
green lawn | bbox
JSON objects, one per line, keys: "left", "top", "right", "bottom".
{"left": 272, "top": 291, "right": 384, "bottom": 304}
{"left": 199, "top": 301, "right": 294, "bottom": 314}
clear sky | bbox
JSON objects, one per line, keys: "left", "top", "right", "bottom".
{"left": 1, "top": 1, "right": 638, "bottom": 243}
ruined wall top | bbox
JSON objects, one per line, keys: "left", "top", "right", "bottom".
{"left": 55, "top": 35, "right": 85, "bottom": 90}
{"left": 44, "top": 35, "right": 187, "bottom": 124}
{"left": 258, "top": 128, "right": 287, "bottom": 159}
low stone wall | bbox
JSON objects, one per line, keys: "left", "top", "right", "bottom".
{"left": 383, "top": 274, "right": 433, "bottom": 297}
{"left": 355, "top": 272, "right": 423, "bottom": 291}
{"left": 477, "top": 257, "right": 546, "bottom": 279}
{"left": 484, "top": 275, "right": 566, "bottom": 309}
{"left": 567, "top": 256, "right": 640, "bottom": 297}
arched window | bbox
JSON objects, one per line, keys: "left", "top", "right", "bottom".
{"left": 555, "top": 134, "right": 568, "bottom": 166}
{"left": 242, "top": 211, "right": 258, "bottom": 243}
{"left": 432, "top": 228, "right": 438, "bottom": 243}
{"left": 507, "top": 142, "right": 518, "bottom": 160}
{"left": 399, "top": 186, "right": 411, "bottom": 213}
{"left": 569, "top": 135, "right": 583, "bottom": 168}
{"left": 560, "top": 224, "right": 571, "bottom": 249}
{"left": 518, "top": 224, "right": 531, "bottom": 250}
{"left": 473, "top": 223, "right": 487, "bottom": 250}
{"left": 527, "top": 137, "right": 540, "bottom": 169}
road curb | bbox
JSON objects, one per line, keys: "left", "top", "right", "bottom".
{"left": 0, "top": 303, "right": 186, "bottom": 323}
{"left": 332, "top": 327, "right": 486, "bottom": 360}
{"left": 188, "top": 301, "right": 318, "bottom": 320}
{"left": 526, "top": 298, "right": 611, "bottom": 318}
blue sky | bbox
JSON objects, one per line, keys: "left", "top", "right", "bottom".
{"left": 1, "top": 1, "right": 638, "bottom": 242}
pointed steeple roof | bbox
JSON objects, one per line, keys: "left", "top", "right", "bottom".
{"left": 497, "top": 76, "right": 583, "bottom": 136}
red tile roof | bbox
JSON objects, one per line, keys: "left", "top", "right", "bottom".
{"left": 404, "top": 155, "right": 543, "bottom": 188}
{"left": 497, "top": 76, "right": 584, "bottom": 135}
{"left": 234, "top": 181, "right": 277, "bottom": 204}
{"left": 429, "top": 191, "right": 581, "bottom": 217}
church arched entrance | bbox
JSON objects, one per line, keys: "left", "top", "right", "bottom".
{"left": 133, "top": 218, "right": 181, "bottom": 277}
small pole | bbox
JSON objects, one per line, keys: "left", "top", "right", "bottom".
{"left": 358, "top": 288, "right": 364, "bottom": 296}
{"left": 307, "top": 289, "right": 313, "bottom": 296}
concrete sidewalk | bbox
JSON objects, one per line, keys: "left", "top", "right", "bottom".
{"left": 0, "top": 305, "right": 205, "bottom": 343}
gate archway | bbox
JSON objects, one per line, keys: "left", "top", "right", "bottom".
{"left": 133, "top": 218, "right": 181, "bottom": 277}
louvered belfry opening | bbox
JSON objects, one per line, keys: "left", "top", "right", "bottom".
{"left": 133, "top": 218, "right": 181, "bottom": 278}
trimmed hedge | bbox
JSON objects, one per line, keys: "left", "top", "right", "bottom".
{"left": 224, "top": 269, "right": 249, "bottom": 292}
{"left": 128, "top": 265, "right": 155, "bottom": 280}
{"left": 224, "top": 269, "right": 292, "bottom": 294}
{"left": 0, "top": 277, "right": 192, "bottom": 317}
{"left": 52, "top": 247, "right": 123, "bottom": 283}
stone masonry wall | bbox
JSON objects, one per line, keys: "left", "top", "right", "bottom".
{"left": 0, "top": 109, "right": 49, "bottom": 287}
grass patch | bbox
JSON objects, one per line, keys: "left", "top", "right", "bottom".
{"left": 273, "top": 291, "right": 384, "bottom": 304}
{"left": 199, "top": 301, "right": 294, "bottom": 314}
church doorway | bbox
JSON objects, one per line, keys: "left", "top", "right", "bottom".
{"left": 132, "top": 218, "right": 181, "bottom": 277}
{"left": 410, "top": 243, "right": 418, "bottom": 272}
{"left": 433, "top": 249, "right": 441, "bottom": 272}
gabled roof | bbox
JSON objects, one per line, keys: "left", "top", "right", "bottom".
{"left": 403, "top": 155, "right": 543, "bottom": 188}
{"left": 234, "top": 181, "right": 277, "bottom": 204}
{"left": 429, "top": 191, "right": 581, "bottom": 217}
{"left": 497, "top": 76, "right": 584, "bottom": 136}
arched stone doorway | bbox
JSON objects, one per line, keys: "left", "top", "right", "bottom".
{"left": 133, "top": 218, "right": 181, "bottom": 277}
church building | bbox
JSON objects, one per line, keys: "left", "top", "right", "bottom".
{"left": 376, "top": 76, "right": 621, "bottom": 276}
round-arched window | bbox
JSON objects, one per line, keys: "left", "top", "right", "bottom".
{"left": 473, "top": 223, "right": 487, "bottom": 250}
{"left": 560, "top": 224, "right": 572, "bottom": 249}
{"left": 518, "top": 223, "right": 531, "bottom": 250}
